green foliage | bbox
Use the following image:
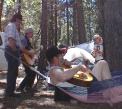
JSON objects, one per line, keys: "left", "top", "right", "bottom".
{"left": 21, "top": 0, "right": 41, "bottom": 48}
{"left": 5, "top": 0, "right": 14, "bottom": 6}
{"left": 83, "top": 0, "right": 97, "bottom": 40}
{"left": 21, "top": 0, "right": 41, "bottom": 32}
{"left": 2, "top": 0, "right": 42, "bottom": 48}
{"left": 3, "top": 0, "right": 14, "bottom": 16}
{"left": 53, "top": 0, "right": 98, "bottom": 44}
{"left": 2, "top": 0, "right": 98, "bottom": 46}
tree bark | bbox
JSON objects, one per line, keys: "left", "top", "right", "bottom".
{"left": 66, "top": 0, "right": 70, "bottom": 45}
{"left": 38, "top": 0, "right": 49, "bottom": 72}
{"left": 76, "top": 0, "right": 86, "bottom": 44}
{"left": 97, "top": 0, "right": 122, "bottom": 71}
{"left": 48, "top": 0, "right": 54, "bottom": 46}
{"left": 72, "top": 0, "right": 86, "bottom": 45}
{"left": 41, "top": 0, "right": 48, "bottom": 49}
{"left": 0, "top": 0, "right": 4, "bottom": 31}
{"left": 72, "top": 1, "right": 78, "bottom": 45}
{"left": 54, "top": 0, "right": 58, "bottom": 46}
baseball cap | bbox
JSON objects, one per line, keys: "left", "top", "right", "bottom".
{"left": 25, "top": 28, "right": 33, "bottom": 34}
{"left": 93, "top": 34, "right": 101, "bottom": 39}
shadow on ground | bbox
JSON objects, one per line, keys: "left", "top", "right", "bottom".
{"left": 0, "top": 71, "right": 122, "bottom": 109}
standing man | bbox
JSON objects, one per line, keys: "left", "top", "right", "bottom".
{"left": 17, "top": 28, "right": 36, "bottom": 92}
{"left": 4, "top": 13, "right": 23, "bottom": 97}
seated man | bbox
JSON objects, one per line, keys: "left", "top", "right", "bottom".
{"left": 92, "top": 34, "right": 104, "bottom": 62}
{"left": 46, "top": 46, "right": 112, "bottom": 101}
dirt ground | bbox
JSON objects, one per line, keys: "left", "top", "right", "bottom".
{"left": 0, "top": 70, "right": 122, "bottom": 109}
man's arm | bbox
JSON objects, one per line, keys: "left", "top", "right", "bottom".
{"left": 21, "top": 48, "right": 35, "bottom": 57}
{"left": 53, "top": 64, "right": 87, "bottom": 83}
{"left": 5, "top": 23, "right": 17, "bottom": 50}
{"left": 20, "top": 37, "right": 35, "bottom": 57}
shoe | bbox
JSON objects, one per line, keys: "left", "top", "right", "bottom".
{"left": 5, "top": 93, "right": 21, "bottom": 98}
{"left": 16, "top": 87, "right": 25, "bottom": 93}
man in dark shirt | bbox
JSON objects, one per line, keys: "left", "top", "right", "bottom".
{"left": 17, "top": 28, "right": 36, "bottom": 92}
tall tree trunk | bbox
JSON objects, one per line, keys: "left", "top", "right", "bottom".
{"left": 72, "top": 0, "right": 86, "bottom": 45}
{"left": 41, "top": 0, "right": 48, "bottom": 49}
{"left": 97, "top": 0, "right": 105, "bottom": 36}
{"left": 76, "top": 0, "right": 86, "bottom": 44}
{"left": 37, "top": 0, "right": 49, "bottom": 72}
{"left": 72, "top": 1, "right": 78, "bottom": 45}
{"left": 0, "top": 0, "right": 4, "bottom": 31}
{"left": 48, "top": 0, "right": 54, "bottom": 46}
{"left": 54, "top": 0, "right": 58, "bottom": 46}
{"left": 97, "top": 0, "right": 106, "bottom": 59}
{"left": 97, "top": 0, "right": 122, "bottom": 71}
{"left": 66, "top": 0, "right": 70, "bottom": 45}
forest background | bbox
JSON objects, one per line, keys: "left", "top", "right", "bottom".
{"left": 0, "top": 0, "right": 122, "bottom": 75}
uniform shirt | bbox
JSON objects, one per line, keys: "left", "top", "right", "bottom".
{"left": 4, "top": 22, "right": 23, "bottom": 48}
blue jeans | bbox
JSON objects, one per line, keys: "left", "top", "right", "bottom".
{"left": 5, "top": 46, "right": 20, "bottom": 95}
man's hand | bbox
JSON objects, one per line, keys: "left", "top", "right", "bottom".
{"left": 80, "top": 64, "right": 88, "bottom": 72}
{"left": 28, "top": 49, "right": 35, "bottom": 57}
{"left": 8, "top": 37, "right": 17, "bottom": 50}
{"left": 63, "top": 59, "right": 71, "bottom": 66}
{"left": 61, "top": 59, "right": 72, "bottom": 68}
